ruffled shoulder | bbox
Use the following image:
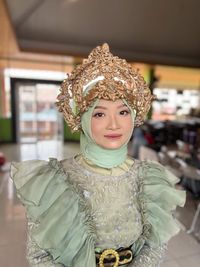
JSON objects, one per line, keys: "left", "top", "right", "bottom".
{"left": 10, "top": 158, "right": 96, "bottom": 267}
{"left": 138, "top": 160, "right": 186, "bottom": 247}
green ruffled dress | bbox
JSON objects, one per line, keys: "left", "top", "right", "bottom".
{"left": 10, "top": 155, "right": 185, "bottom": 267}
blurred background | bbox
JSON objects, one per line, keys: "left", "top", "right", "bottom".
{"left": 0, "top": 0, "right": 200, "bottom": 266}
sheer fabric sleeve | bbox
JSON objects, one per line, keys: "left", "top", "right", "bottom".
{"left": 26, "top": 222, "right": 63, "bottom": 267}
{"left": 10, "top": 159, "right": 96, "bottom": 267}
{"left": 130, "top": 160, "right": 186, "bottom": 266}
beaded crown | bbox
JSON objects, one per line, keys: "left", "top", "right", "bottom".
{"left": 56, "top": 43, "right": 155, "bottom": 132}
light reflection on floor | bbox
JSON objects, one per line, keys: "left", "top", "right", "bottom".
{"left": 0, "top": 141, "right": 200, "bottom": 267}
{"left": 1, "top": 140, "right": 80, "bottom": 162}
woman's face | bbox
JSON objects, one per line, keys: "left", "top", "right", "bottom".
{"left": 91, "top": 99, "right": 134, "bottom": 149}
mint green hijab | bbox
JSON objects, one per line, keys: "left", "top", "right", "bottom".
{"left": 80, "top": 99, "right": 136, "bottom": 168}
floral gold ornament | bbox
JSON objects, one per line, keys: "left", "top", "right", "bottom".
{"left": 99, "top": 249, "right": 120, "bottom": 267}
{"left": 96, "top": 247, "right": 133, "bottom": 266}
{"left": 56, "top": 43, "right": 155, "bottom": 132}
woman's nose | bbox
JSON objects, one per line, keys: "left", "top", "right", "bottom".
{"left": 107, "top": 115, "right": 120, "bottom": 130}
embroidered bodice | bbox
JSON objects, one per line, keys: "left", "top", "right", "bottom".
{"left": 62, "top": 157, "right": 143, "bottom": 249}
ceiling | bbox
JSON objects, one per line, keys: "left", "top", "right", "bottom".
{"left": 5, "top": 0, "right": 200, "bottom": 67}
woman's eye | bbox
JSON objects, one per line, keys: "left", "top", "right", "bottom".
{"left": 120, "top": 110, "right": 130, "bottom": 115}
{"left": 93, "top": 112, "right": 105, "bottom": 118}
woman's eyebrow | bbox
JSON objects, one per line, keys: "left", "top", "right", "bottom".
{"left": 94, "top": 104, "right": 127, "bottom": 109}
{"left": 94, "top": 106, "right": 107, "bottom": 109}
{"left": 117, "top": 104, "right": 127, "bottom": 108}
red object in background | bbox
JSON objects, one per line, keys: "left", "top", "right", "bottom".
{"left": 144, "top": 133, "right": 154, "bottom": 145}
{"left": 0, "top": 153, "right": 6, "bottom": 166}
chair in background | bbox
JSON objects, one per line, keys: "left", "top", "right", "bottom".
{"left": 157, "top": 151, "right": 182, "bottom": 178}
{"left": 138, "top": 146, "right": 159, "bottom": 162}
{"left": 176, "top": 158, "right": 200, "bottom": 234}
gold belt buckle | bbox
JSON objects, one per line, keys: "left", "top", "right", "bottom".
{"left": 119, "top": 249, "right": 133, "bottom": 265}
{"left": 99, "top": 249, "right": 120, "bottom": 267}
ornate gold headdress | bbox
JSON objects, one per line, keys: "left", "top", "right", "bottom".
{"left": 57, "top": 43, "right": 155, "bottom": 131}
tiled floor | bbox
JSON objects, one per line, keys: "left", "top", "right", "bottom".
{"left": 0, "top": 141, "right": 200, "bottom": 267}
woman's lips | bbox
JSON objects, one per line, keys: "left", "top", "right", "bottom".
{"left": 104, "top": 134, "right": 122, "bottom": 139}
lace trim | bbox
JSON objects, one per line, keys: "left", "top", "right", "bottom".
{"left": 136, "top": 161, "right": 151, "bottom": 247}
{"left": 130, "top": 244, "right": 167, "bottom": 267}
{"left": 72, "top": 154, "right": 136, "bottom": 180}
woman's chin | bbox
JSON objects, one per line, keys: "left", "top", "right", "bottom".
{"left": 98, "top": 141, "right": 125, "bottom": 150}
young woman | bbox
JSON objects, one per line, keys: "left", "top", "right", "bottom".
{"left": 11, "top": 44, "right": 185, "bottom": 267}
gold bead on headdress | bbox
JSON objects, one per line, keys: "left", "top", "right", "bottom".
{"left": 56, "top": 43, "right": 155, "bottom": 132}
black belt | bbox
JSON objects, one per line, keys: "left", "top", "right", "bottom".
{"left": 95, "top": 246, "right": 133, "bottom": 267}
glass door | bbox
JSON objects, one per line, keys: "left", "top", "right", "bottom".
{"left": 14, "top": 80, "right": 63, "bottom": 144}
{"left": 17, "top": 83, "right": 37, "bottom": 143}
